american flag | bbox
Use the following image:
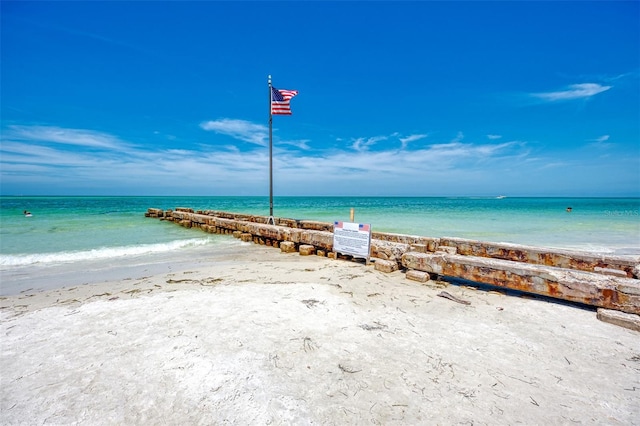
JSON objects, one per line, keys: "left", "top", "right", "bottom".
{"left": 271, "top": 86, "right": 298, "bottom": 115}
{"left": 334, "top": 221, "right": 371, "bottom": 232}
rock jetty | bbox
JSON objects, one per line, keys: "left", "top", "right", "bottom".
{"left": 146, "top": 208, "right": 640, "bottom": 326}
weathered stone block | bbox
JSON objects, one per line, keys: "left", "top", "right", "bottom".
{"left": 300, "top": 230, "right": 333, "bottom": 249}
{"left": 594, "top": 267, "right": 629, "bottom": 278}
{"left": 437, "top": 246, "right": 457, "bottom": 255}
{"left": 410, "top": 244, "right": 428, "bottom": 253}
{"left": 240, "top": 233, "right": 253, "bottom": 242}
{"left": 440, "top": 237, "right": 639, "bottom": 278}
{"left": 371, "top": 241, "right": 410, "bottom": 261}
{"left": 317, "top": 250, "right": 326, "bottom": 257}
{"left": 146, "top": 208, "right": 164, "bottom": 218}
{"left": 299, "top": 244, "right": 316, "bottom": 256}
{"left": 406, "top": 269, "right": 430, "bottom": 283}
{"left": 299, "top": 220, "right": 334, "bottom": 232}
{"left": 597, "top": 308, "right": 640, "bottom": 332}
{"left": 426, "top": 239, "right": 440, "bottom": 252}
{"left": 232, "top": 231, "right": 242, "bottom": 239}
{"left": 402, "top": 251, "right": 640, "bottom": 315}
{"left": 280, "top": 241, "right": 297, "bottom": 253}
{"left": 375, "top": 259, "right": 399, "bottom": 273}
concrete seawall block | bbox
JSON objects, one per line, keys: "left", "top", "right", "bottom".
{"left": 280, "top": 241, "right": 297, "bottom": 253}
{"left": 145, "top": 208, "right": 640, "bottom": 315}
{"left": 436, "top": 246, "right": 457, "bottom": 255}
{"left": 406, "top": 269, "right": 430, "bottom": 283}
{"left": 375, "top": 259, "right": 399, "bottom": 273}
{"left": 402, "top": 251, "right": 640, "bottom": 315}
{"left": 299, "top": 245, "right": 316, "bottom": 256}
{"left": 597, "top": 308, "right": 640, "bottom": 332}
{"left": 594, "top": 267, "right": 629, "bottom": 278}
{"left": 440, "top": 237, "right": 639, "bottom": 278}
{"left": 371, "top": 241, "right": 410, "bottom": 261}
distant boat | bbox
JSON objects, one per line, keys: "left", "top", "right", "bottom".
{"left": 496, "top": 195, "right": 507, "bottom": 199}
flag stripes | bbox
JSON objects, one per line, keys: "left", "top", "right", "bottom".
{"left": 271, "top": 86, "right": 298, "bottom": 115}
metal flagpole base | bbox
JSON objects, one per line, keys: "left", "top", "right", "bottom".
{"left": 267, "top": 216, "right": 275, "bottom": 225}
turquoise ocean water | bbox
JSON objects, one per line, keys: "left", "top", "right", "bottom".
{"left": 1, "top": 196, "right": 639, "bottom": 295}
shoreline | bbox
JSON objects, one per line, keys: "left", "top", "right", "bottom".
{"left": 1, "top": 246, "right": 639, "bottom": 424}
{"left": 0, "top": 238, "right": 250, "bottom": 297}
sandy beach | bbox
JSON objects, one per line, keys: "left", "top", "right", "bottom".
{"left": 1, "top": 245, "right": 639, "bottom": 425}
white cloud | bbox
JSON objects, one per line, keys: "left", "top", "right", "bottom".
{"left": 5, "top": 125, "right": 130, "bottom": 150}
{"left": 350, "top": 136, "right": 387, "bottom": 152}
{"left": 399, "top": 134, "right": 428, "bottom": 149}
{"left": 539, "top": 161, "right": 571, "bottom": 169}
{"left": 531, "top": 83, "right": 611, "bottom": 101}
{"left": 4, "top": 121, "right": 635, "bottom": 196}
{"left": 487, "top": 134, "right": 502, "bottom": 140}
{"left": 1, "top": 123, "right": 529, "bottom": 195}
{"left": 200, "top": 119, "right": 268, "bottom": 146}
{"left": 588, "top": 134, "right": 614, "bottom": 149}
{"left": 347, "top": 133, "right": 429, "bottom": 151}
{"left": 281, "top": 139, "right": 311, "bottom": 150}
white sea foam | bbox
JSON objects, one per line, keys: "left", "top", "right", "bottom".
{"left": 0, "top": 238, "right": 215, "bottom": 268}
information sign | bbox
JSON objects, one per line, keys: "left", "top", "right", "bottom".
{"left": 333, "top": 221, "right": 372, "bottom": 261}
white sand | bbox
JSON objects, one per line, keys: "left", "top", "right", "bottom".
{"left": 1, "top": 246, "right": 639, "bottom": 425}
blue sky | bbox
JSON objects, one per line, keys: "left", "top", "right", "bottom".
{"left": 1, "top": 1, "right": 638, "bottom": 197}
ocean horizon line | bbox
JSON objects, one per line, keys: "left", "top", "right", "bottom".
{"left": 2, "top": 194, "right": 639, "bottom": 199}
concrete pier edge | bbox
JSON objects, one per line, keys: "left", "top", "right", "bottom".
{"left": 146, "top": 208, "right": 640, "bottom": 323}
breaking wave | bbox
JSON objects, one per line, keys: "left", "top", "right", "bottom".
{"left": 0, "top": 238, "right": 215, "bottom": 268}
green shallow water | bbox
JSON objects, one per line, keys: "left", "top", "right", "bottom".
{"left": 1, "top": 196, "right": 639, "bottom": 258}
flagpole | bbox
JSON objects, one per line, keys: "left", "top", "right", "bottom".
{"left": 268, "top": 75, "right": 275, "bottom": 225}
